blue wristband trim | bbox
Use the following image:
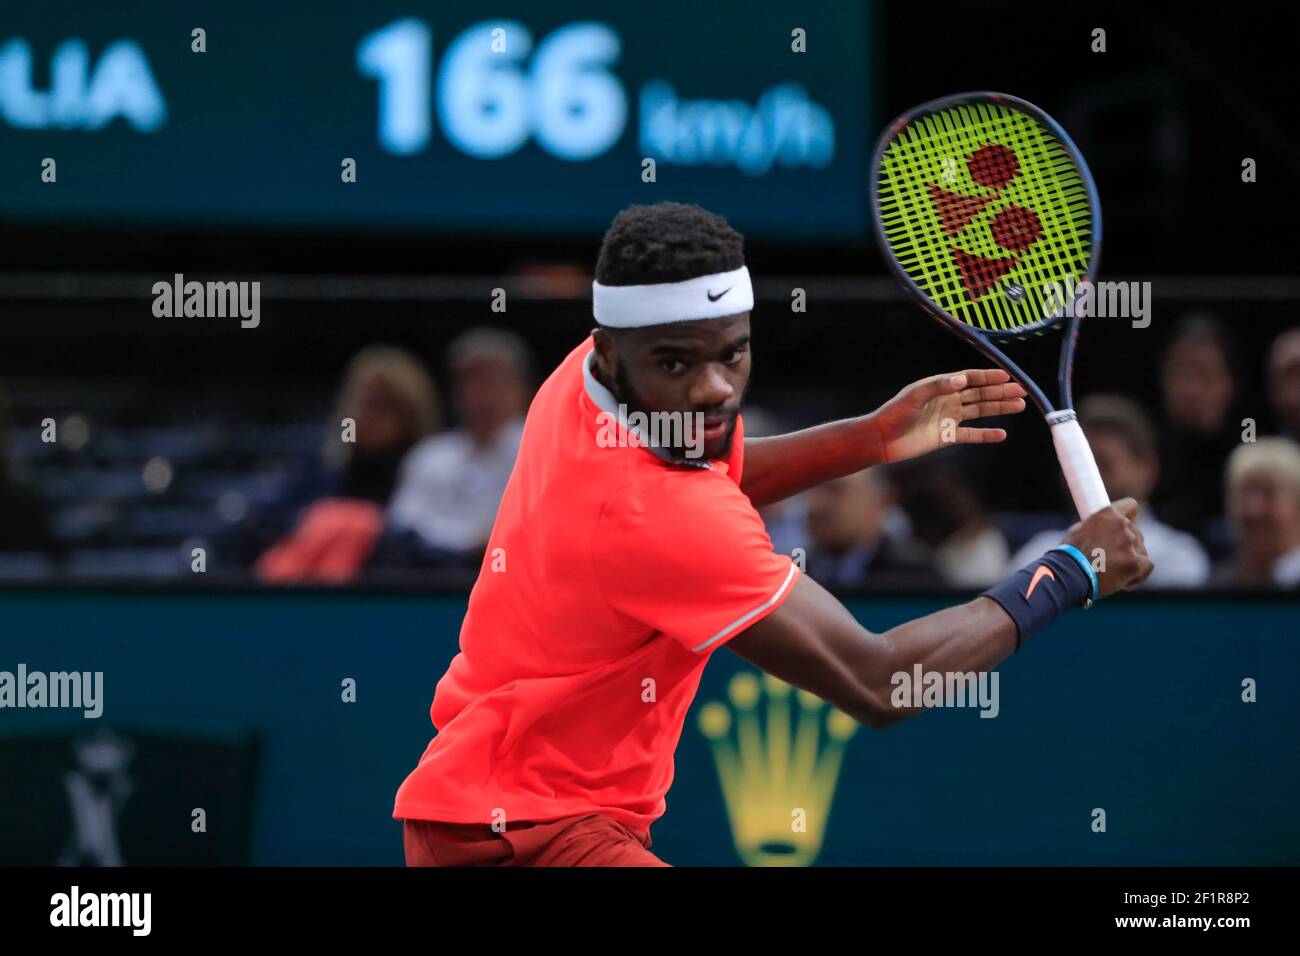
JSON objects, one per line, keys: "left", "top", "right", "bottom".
{"left": 1051, "top": 544, "right": 1099, "bottom": 604}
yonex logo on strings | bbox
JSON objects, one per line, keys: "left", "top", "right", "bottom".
{"left": 928, "top": 141, "right": 1151, "bottom": 326}
{"left": 927, "top": 142, "right": 1044, "bottom": 302}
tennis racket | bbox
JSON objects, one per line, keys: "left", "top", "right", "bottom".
{"left": 871, "top": 91, "right": 1109, "bottom": 519}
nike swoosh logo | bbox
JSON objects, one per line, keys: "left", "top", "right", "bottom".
{"left": 1025, "top": 564, "right": 1056, "bottom": 600}
{"left": 706, "top": 287, "right": 732, "bottom": 302}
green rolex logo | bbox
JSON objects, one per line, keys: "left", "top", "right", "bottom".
{"left": 697, "top": 671, "right": 857, "bottom": 866}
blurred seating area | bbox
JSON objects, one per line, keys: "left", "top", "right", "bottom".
{"left": 2, "top": 310, "right": 1299, "bottom": 592}
{"left": 0, "top": 325, "right": 535, "bottom": 587}
{"left": 0, "top": 377, "right": 329, "bottom": 579}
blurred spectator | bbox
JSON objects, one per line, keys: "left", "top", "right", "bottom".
{"left": 802, "top": 468, "right": 941, "bottom": 589}
{"left": 1007, "top": 395, "right": 1209, "bottom": 587}
{"left": 256, "top": 498, "right": 389, "bottom": 585}
{"left": 1267, "top": 327, "right": 1300, "bottom": 441}
{"left": 322, "top": 345, "right": 442, "bottom": 501}
{"left": 245, "top": 345, "right": 440, "bottom": 579}
{"left": 0, "top": 384, "right": 57, "bottom": 555}
{"left": 890, "top": 459, "right": 1010, "bottom": 588}
{"left": 384, "top": 328, "right": 532, "bottom": 561}
{"left": 1213, "top": 438, "right": 1300, "bottom": 588}
{"left": 1150, "top": 313, "right": 1243, "bottom": 545}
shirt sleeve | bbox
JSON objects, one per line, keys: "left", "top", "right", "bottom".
{"left": 593, "top": 470, "right": 799, "bottom": 653}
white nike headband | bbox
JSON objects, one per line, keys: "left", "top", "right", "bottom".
{"left": 592, "top": 265, "right": 754, "bottom": 329}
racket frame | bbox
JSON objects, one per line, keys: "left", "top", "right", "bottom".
{"left": 870, "top": 90, "right": 1103, "bottom": 416}
{"left": 871, "top": 91, "right": 1111, "bottom": 517}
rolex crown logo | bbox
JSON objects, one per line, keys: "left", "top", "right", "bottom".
{"left": 697, "top": 671, "right": 857, "bottom": 866}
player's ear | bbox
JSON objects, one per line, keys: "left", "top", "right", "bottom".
{"left": 591, "top": 326, "right": 617, "bottom": 378}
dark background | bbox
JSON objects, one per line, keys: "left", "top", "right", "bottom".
{"left": 1, "top": 0, "right": 1297, "bottom": 871}
{"left": 1, "top": 2, "right": 1293, "bottom": 434}
{"left": 1, "top": 2, "right": 1293, "bottom": 274}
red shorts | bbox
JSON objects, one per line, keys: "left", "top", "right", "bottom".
{"left": 402, "top": 813, "right": 670, "bottom": 867}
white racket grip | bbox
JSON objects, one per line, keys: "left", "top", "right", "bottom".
{"left": 1047, "top": 411, "right": 1111, "bottom": 519}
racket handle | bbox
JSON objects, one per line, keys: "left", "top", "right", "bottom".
{"left": 1047, "top": 412, "right": 1111, "bottom": 519}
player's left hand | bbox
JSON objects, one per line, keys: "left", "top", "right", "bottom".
{"left": 867, "top": 369, "right": 1028, "bottom": 463}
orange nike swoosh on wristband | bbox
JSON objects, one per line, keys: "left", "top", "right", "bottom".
{"left": 1025, "top": 564, "right": 1056, "bottom": 600}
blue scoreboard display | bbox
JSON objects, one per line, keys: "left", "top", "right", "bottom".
{"left": 0, "top": 2, "right": 873, "bottom": 239}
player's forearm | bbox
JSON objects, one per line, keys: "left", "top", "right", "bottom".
{"left": 848, "top": 551, "right": 1096, "bottom": 727}
{"left": 732, "top": 551, "right": 1098, "bottom": 730}
{"left": 741, "top": 416, "right": 885, "bottom": 507}
{"left": 859, "top": 597, "right": 1017, "bottom": 727}
{"left": 731, "top": 575, "right": 1018, "bottom": 731}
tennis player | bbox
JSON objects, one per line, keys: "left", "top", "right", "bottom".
{"left": 394, "top": 202, "right": 1153, "bottom": 866}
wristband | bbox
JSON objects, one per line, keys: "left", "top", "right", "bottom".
{"left": 1050, "top": 544, "right": 1100, "bottom": 606}
{"left": 982, "top": 548, "right": 1094, "bottom": 651}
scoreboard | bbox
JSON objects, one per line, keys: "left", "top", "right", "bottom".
{"left": 0, "top": 1, "right": 873, "bottom": 240}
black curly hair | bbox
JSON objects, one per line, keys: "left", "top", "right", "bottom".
{"left": 594, "top": 202, "right": 745, "bottom": 287}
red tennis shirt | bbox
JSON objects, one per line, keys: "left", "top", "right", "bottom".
{"left": 393, "top": 335, "right": 799, "bottom": 837}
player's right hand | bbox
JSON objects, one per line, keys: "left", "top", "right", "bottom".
{"left": 1061, "top": 498, "right": 1155, "bottom": 598}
